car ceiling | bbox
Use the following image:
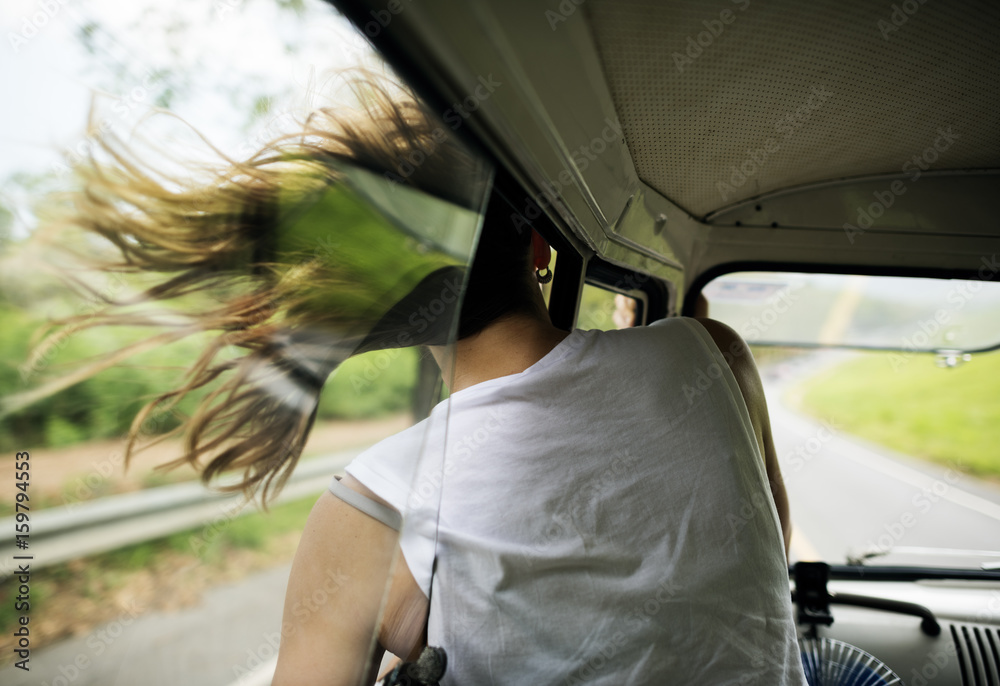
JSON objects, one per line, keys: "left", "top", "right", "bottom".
{"left": 589, "top": 0, "right": 998, "bottom": 217}
{"left": 339, "top": 0, "right": 1000, "bottom": 306}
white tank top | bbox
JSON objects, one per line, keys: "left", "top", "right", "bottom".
{"left": 346, "top": 318, "right": 806, "bottom": 685}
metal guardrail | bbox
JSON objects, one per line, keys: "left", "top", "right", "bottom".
{"left": 0, "top": 448, "right": 363, "bottom": 579}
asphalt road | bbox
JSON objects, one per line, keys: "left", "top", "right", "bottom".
{"left": 1, "top": 563, "right": 291, "bottom": 686}
{"left": 5, "top": 352, "right": 999, "bottom": 685}
{"left": 768, "top": 353, "right": 1000, "bottom": 570}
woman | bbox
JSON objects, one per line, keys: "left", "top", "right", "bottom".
{"left": 269, "top": 156, "right": 801, "bottom": 684}
{"left": 26, "top": 83, "right": 802, "bottom": 685}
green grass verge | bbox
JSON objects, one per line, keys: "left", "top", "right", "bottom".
{"left": 796, "top": 350, "right": 1000, "bottom": 477}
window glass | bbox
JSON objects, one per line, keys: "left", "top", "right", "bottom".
{"left": 577, "top": 284, "right": 640, "bottom": 331}
{"left": 704, "top": 271, "right": 1000, "bottom": 352}
{"left": 0, "top": 1, "right": 492, "bottom": 682}
{"left": 705, "top": 272, "right": 1000, "bottom": 570}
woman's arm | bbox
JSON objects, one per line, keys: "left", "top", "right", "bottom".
{"left": 694, "top": 317, "right": 792, "bottom": 557}
{"left": 273, "top": 477, "right": 427, "bottom": 685}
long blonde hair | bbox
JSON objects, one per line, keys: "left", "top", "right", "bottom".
{"left": 16, "top": 79, "right": 482, "bottom": 503}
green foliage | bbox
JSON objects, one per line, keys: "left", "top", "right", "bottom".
{"left": 275, "top": 184, "right": 460, "bottom": 325}
{"left": 0, "top": 489, "right": 62, "bottom": 518}
{"left": 797, "top": 350, "right": 1000, "bottom": 476}
{"left": 0, "top": 306, "right": 198, "bottom": 452}
{"left": 213, "top": 516, "right": 267, "bottom": 552}
{"left": 0, "top": 203, "right": 11, "bottom": 252}
{"left": 251, "top": 95, "right": 273, "bottom": 119}
{"left": 103, "top": 541, "right": 160, "bottom": 570}
{"left": 0, "top": 290, "right": 421, "bottom": 451}
{"left": 185, "top": 492, "right": 318, "bottom": 562}
{"left": 45, "top": 416, "right": 89, "bottom": 447}
{"left": 0, "top": 574, "right": 53, "bottom": 636}
{"left": 318, "top": 347, "right": 419, "bottom": 419}
{"left": 577, "top": 284, "right": 621, "bottom": 331}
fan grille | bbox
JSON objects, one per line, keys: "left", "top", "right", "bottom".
{"left": 950, "top": 623, "right": 1000, "bottom": 686}
{"left": 799, "top": 636, "right": 903, "bottom": 686}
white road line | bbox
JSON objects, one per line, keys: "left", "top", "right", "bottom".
{"left": 774, "top": 401, "right": 1000, "bottom": 523}
{"left": 226, "top": 656, "right": 277, "bottom": 686}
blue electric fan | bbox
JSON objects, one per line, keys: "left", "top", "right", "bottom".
{"left": 799, "top": 636, "right": 904, "bottom": 686}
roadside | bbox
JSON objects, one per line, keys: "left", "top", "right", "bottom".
{"left": 790, "top": 349, "right": 1000, "bottom": 481}
{"left": 0, "top": 496, "right": 311, "bottom": 668}
{"left": 1, "top": 414, "right": 411, "bottom": 515}
{"left": 0, "top": 414, "right": 409, "bottom": 664}
{"left": 0, "top": 561, "right": 295, "bottom": 686}
{"left": 767, "top": 349, "right": 1000, "bottom": 567}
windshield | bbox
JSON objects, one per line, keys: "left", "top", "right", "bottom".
{"left": 705, "top": 271, "right": 1000, "bottom": 572}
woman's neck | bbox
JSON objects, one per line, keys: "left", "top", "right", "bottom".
{"left": 431, "top": 312, "right": 569, "bottom": 394}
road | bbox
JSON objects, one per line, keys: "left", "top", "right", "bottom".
{"left": 5, "top": 352, "right": 999, "bottom": 685}
{"left": 768, "top": 352, "right": 1000, "bottom": 569}
{"left": 1, "top": 562, "right": 291, "bottom": 686}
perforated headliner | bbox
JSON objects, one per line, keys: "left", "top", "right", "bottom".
{"left": 586, "top": 0, "right": 1000, "bottom": 218}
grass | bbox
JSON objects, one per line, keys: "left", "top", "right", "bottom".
{"left": 319, "top": 347, "right": 419, "bottom": 419}
{"left": 0, "top": 492, "right": 320, "bottom": 662}
{"left": 95, "top": 490, "right": 316, "bottom": 568}
{"left": 796, "top": 349, "right": 1000, "bottom": 477}
{"left": 0, "top": 490, "right": 64, "bottom": 518}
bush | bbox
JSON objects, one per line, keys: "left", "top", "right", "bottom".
{"left": 0, "top": 309, "right": 201, "bottom": 451}
{"left": 0, "top": 302, "right": 421, "bottom": 452}
{"left": 318, "top": 347, "right": 419, "bottom": 419}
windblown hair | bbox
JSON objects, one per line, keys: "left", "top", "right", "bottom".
{"left": 19, "top": 77, "right": 528, "bottom": 504}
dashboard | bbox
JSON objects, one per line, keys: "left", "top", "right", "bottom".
{"left": 794, "top": 570, "right": 1000, "bottom": 685}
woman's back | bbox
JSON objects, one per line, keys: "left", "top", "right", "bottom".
{"left": 347, "top": 318, "right": 806, "bottom": 685}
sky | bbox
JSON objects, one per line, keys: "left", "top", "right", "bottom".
{"left": 0, "top": 0, "right": 378, "bottom": 234}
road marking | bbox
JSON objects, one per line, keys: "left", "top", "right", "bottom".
{"left": 835, "top": 445, "right": 1000, "bottom": 523}
{"left": 776, "top": 403, "right": 1000, "bottom": 523}
{"left": 817, "top": 275, "right": 867, "bottom": 345}
{"left": 226, "top": 656, "right": 277, "bottom": 686}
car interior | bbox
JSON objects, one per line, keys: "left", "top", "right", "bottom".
{"left": 331, "top": 0, "right": 1000, "bottom": 683}
{"left": 2, "top": 0, "right": 998, "bottom": 684}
